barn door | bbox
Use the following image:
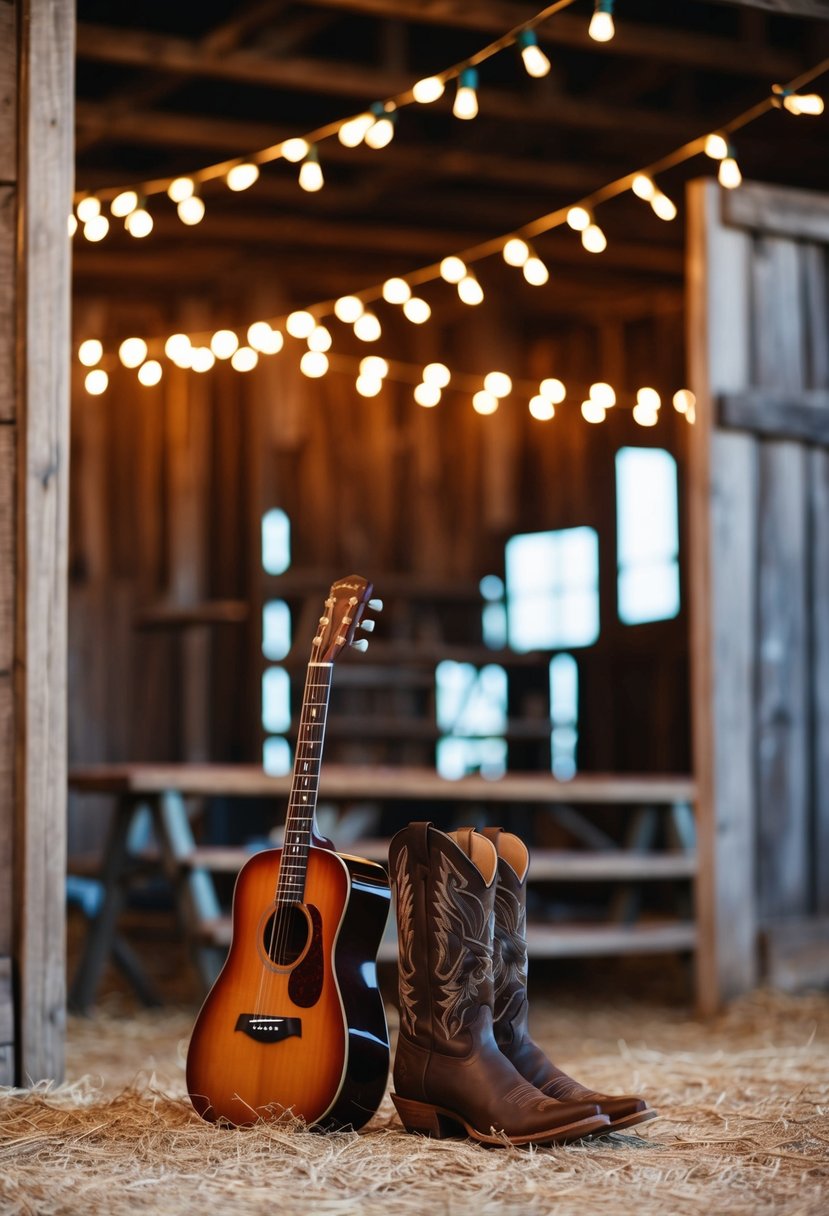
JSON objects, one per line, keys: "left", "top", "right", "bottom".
{"left": 688, "top": 179, "right": 829, "bottom": 1013}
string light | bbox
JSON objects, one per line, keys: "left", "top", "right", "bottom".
{"left": 423, "top": 362, "right": 451, "bottom": 387}
{"left": 581, "top": 222, "right": 607, "bottom": 253}
{"left": 632, "top": 175, "right": 677, "bottom": 221}
{"left": 191, "top": 347, "right": 216, "bottom": 373}
{"left": 413, "top": 76, "right": 445, "bottom": 104}
{"left": 168, "top": 177, "right": 195, "bottom": 203}
{"left": 472, "top": 390, "right": 499, "bottom": 415}
{"left": 772, "top": 84, "right": 824, "bottom": 115}
{"left": 286, "top": 311, "right": 316, "bottom": 339}
{"left": 539, "top": 378, "right": 566, "bottom": 404}
{"left": 718, "top": 145, "right": 742, "bottom": 190}
{"left": 83, "top": 215, "right": 109, "bottom": 242}
{"left": 84, "top": 369, "right": 108, "bottom": 395}
{"left": 440, "top": 256, "right": 467, "bottom": 284}
{"left": 651, "top": 190, "right": 677, "bottom": 221}
{"left": 566, "top": 206, "right": 591, "bottom": 232}
{"left": 137, "top": 360, "right": 163, "bottom": 386}
{"left": 589, "top": 382, "right": 616, "bottom": 408}
{"left": 226, "top": 163, "right": 260, "bottom": 191}
{"left": 414, "top": 382, "right": 441, "bottom": 407}
{"left": 231, "top": 346, "right": 258, "bottom": 372}
{"left": 589, "top": 0, "right": 615, "bottom": 43}
{"left": 78, "top": 339, "right": 103, "bottom": 367}
{"left": 457, "top": 272, "right": 484, "bottom": 305}
{"left": 581, "top": 399, "right": 606, "bottom": 423}
{"left": 119, "top": 337, "right": 148, "bottom": 368}
{"left": 633, "top": 403, "right": 658, "bottom": 427}
{"left": 637, "top": 387, "right": 661, "bottom": 410}
{"left": 484, "top": 372, "right": 512, "bottom": 398}
{"left": 68, "top": 214, "right": 77, "bottom": 237}
{"left": 382, "top": 277, "right": 412, "bottom": 304}
{"left": 529, "top": 395, "right": 555, "bottom": 420}
{"left": 403, "top": 297, "right": 431, "bottom": 324}
{"left": 247, "top": 322, "right": 284, "bottom": 354}
{"left": 76, "top": 196, "right": 101, "bottom": 223}
{"left": 360, "top": 356, "right": 389, "bottom": 379}
{"left": 281, "top": 139, "right": 309, "bottom": 163}
{"left": 673, "top": 389, "right": 696, "bottom": 414}
{"left": 334, "top": 296, "right": 364, "bottom": 323}
{"left": 177, "top": 194, "right": 205, "bottom": 225}
{"left": 523, "top": 255, "right": 549, "bottom": 285}
{"left": 517, "top": 29, "right": 551, "bottom": 78}
{"left": 338, "top": 113, "right": 373, "bottom": 147}
{"left": 453, "top": 68, "right": 479, "bottom": 121}
{"left": 211, "top": 330, "right": 239, "bottom": 359}
{"left": 165, "top": 334, "right": 193, "bottom": 366}
{"left": 298, "top": 146, "right": 324, "bottom": 192}
{"left": 307, "top": 325, "right": 332, "bottom": 352}
{"left": 354, "top": 311, "right": 382, "bottom": 341}
{"left": 300, "top": 350, "right": 329, "bottom": 377}
{"left": 125, "top": 208, "right": 153, "bottom": 237}
{"left": 503, "top": 238, "right": 530, "bottom": 267}
{"left": 365, "top": 104, "right": 397, "bottom": 150}
{"left": 356, "top": 373, "right": 383, "bottom": 397}
{"left": 111, "top": 190, "right": 138, "bottom": 217}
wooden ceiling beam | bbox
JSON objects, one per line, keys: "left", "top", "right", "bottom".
{"left": 703, "top": 0, "right": 829, "bottom": 15}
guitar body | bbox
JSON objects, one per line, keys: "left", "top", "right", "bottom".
{"left": 187, "top": 845, "right": 391, "bottom": 1129}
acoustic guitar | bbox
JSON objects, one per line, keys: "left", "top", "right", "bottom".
{"left": 187, "top": 575, "right": 391, "bottom": 1129}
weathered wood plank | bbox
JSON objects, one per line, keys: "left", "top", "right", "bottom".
{"left": 0, "top": 187, "right": 14, "bottom": 422}
{"left": 687, "top": 178, "right": 758, "bottom": 1011}
{"left": 752, "top": 236, "right": 811, "bottom": 922}
{"left": 763, "top": 918, "right": 829, "bottom": 991}
{"left": 718, "top": 389, "right": 829, "bottom": 444}
{"left": 0, "top": 956, "right": 13, "bottom": 1086}
{"left": 722, "top": 182, "right": 829, "bottom": 245}
{"left": 0, "top": 427, "right": 14, "bottom": 963}
{"left": 0, "top": 1, "right": 16, "bottom": 185}
{"left": 15, "top": 0, "right": 75, "bottom": 1085}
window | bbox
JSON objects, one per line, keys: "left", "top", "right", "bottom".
{"left": 480, "top": 574, "right": 507, "bottom": 649}
{"left": 615, "top": 448, "right": 679, "bottom": 625}
{"left": 262, "top": 600, "right": 291, "bottom": 661}
{"left": 262, "top": 508, "right": 291, "bottom": 575}
{"left": 505, "top": 527, "right": 600, "bottom": 651}
{"left": 261, "top": 508, "right": 292, "bottom": 772}
{"left": 549, "top": 654, "right": 579, "bottom": 780}
{"left": 435, "top": 661, "right": 508, "bottom": 781}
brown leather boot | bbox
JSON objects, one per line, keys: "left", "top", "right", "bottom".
{"left": 388, "top": 821, "right": 610, "bottom": 1145}
{"left": 480, "top": 827, "right": 657, "bottom": 1132}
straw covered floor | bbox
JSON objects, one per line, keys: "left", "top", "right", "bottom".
{"left": 1, "top": 987, "right": 827, "bottom": 1215}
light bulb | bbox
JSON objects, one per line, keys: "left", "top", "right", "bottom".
{"left": 307, "top": 325, "right": 332, "bottom": 352}
{"left": 503, "top": 238, "right": 530, "bottom": 267}
{"left": 523, "top": 256, "right": 549, "bottom": 286}
{"left": 83, "top": 215, "right": 109, "bottom": 242}
{"left": 354, "top": 312, "right": 381, "bottom": 342}
{"left": 782, "top": 91, "right": 824, "bottom": 116}
{"left": 519, "top": 31, "right": 551, "bottom": 79}
{"left": 704, "top": 133, "right": 728, "bottom": 161}
{"left": 539, "top": 378, "right": 566, "bottom": 404}
{"left": 423, "top": 362, "right": 451, "bottom": 388}
{"left": 453, "top": 68, "right": 479, "bottom": 120}
{"left": 68, "top": 214, "right": 78, "bottom": 237}
{"left": 84, "top": 369, "right": 108, "bottom": 395}
{"left": 673, "top": 389, "right": 696, "bottom": 414}
{"left": 472, "top": 390, "right": 498, "bottom": 415}
{"left": 300, "top": 351, "right": 328, "bottom": 378}
{"left": 365, "top": 114, "right": 396, "bottom": 150}
{"left": 119, "top": 337, "right": 148, "bottom": 368}
{"left": 356, "top": 374, "right": 383, "bottom": 397}
{"left": 78, "top": 339, "right": 103, "bottom": 367}
{"left": 111, "top": 190, "right": 138, "bottom": 217}
{"left": 403, "top": 297, "right": 431, "bottom": 324}
{"left": 413, "top": 76, "right": 445, "bottom": 104}
{"left": 529, "top": 396, "right": 554, "bottom": 421}
{"left": 76, "top": 196, "right": 101, "bottom": 223}
{"left": 567, "top": 206, "right": 591, "bottom": 231}
{"left": 581, "top": 399, "right": 606, "bottom": 424}
{"left": 137, "top": 360, "right": 162, "bottom": 387}
{"left": 226, "top": 162, "right": 259, "bottom": 192}
{"left": 440, "top": 256, "right": 467, "bottom": 283}
{"left": 414, "top": 382, "right": 441, "bottom": 408}
{"left": 581, "top": 223, "right": 607, "bottom": 253}
{"left": 686, "top": 405, "right": 696, "bottom": 425}
{"left": 190, "top": 347, "right": 215, "bottom": 373}
{"left": 651, "top": 191, "right": 677, "bottom": 221}
{"left": 589, "top": 1, "right": 615, "bottom": 43}
{"left": 334, "top": 295, "right": 364, "bottom": 323}
{"left": 632, "top": 174, "right": 655, "bottom": 201}
{"left": 211, "top": 329, "right": 239, "bottom": 359}
{"left": 177, "top": 195, "right": 205, "bottom": 225}
{"left": 636, "top": 387, "right": 661, "bottom": 410}
{"left": 165, "top": 334, "right": 192, "bottom": 367}
{"left": 247, "top": 322, "right": 283, "bottom": 354}
{"left": 281, "top": 138, "right": 309, "bottom": 163}
{"left": 286, "top": 311, "right": 316, "bottom": 339}
{"left": 484, "top": 371, "right": 512, "bottom": 398}
{"left": 231, "top": 346, "right": 258, "bottom": 372}
{"left": 338, "top": 113, "right": 373, "bottom": 147}
{"left": 633, "top": 403, "right": 658, "bottom": 427}
{"left": 457, "top": 273, "right": 484, "bottom": 306}
{"left": 359, "top": 356, "right": 389, "bottom": 379}
{"left": 589, "top": 382, "right": 616, "bottom": 408}
{"left": 125, "top": 208, "right": 153, "bottom": 237}
{"left": 718, "top": 156, "right": 742, "bottom": 190}
{"left": 299, "top": 150, "right": 324, "bottom": 192}
{"left": 383, "top": 277, "right": 412, "bottom": 304}
{"left": 168, "top": 177, "right": 194, "bottom": 202}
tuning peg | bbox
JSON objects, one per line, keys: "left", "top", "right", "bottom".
{"left": 350, "top": 638, "right": 369, "bottom": 653}
{"left": 359, "top": 619, "right": 375, "bottom": 633}
{"left": 368, "top": 598, "right": 383, "bottom": 612}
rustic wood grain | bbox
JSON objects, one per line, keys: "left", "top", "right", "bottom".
{"left": 723, "top": 181, "right": 829, "bottom": 245}
{"left": 0, "top": 187, "right": 14, "bottom": 424}
{"left": 0, "top": 427, "right": 14, "bottom": 962}
{"left": 718, "top": 388, "right": 829, "bottom": 443}
{"left": 0, "top": 2, "right": 15, "bottom": 186}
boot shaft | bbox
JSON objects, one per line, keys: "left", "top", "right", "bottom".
{"left": 480, "top": 827, "right": 532, "bottom": 1044}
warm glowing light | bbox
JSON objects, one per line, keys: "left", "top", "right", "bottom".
{"left": 567, "top": 206, "right": 591, "bottom": 231}
{"left": 472, "top": 390, "right": 499, "bottom": 415}
{"left": 581, "top": 223, "right": 607, "bottom": 253}
{"left": 231, "top": 346, "right": 258, "bottom": 372}
{"left": 125, "top": 208, "right": 153, "bottom": 237}
{"left": 503, "top": 238, "right": 530, "bottom": 267}
{"left": 354, "top": 312, "right": 381, "bottom": 342}
{"left": 637, "top": 387, "right": 661, "bottom": 410}
{"left": 673, "top": 389, "right": 696, "bottom": 414}
{"left": 581, "top": 399, "right": 606, "bottom": 424}
{"left": 226, "top": 163, "right": 260, "bottom": 192}
{"left": 523, "top": 256, "right": 549, "bottom": 286}
{"left": 119, "top": 337, "right": 148, "bottom": 369}
{"left": 360, "top": 356, "right": 389, "bottom": 379}
{"left": 168, "top": 177, "right": 195, "bottom": 202}
{"left": 484, "top": 372, "right": 512, "bottom": 398}
{"left": 300, "top": 351, "right": 329, "bottom": 378}
{"left": 589, "top": 1, "right": 615, "bottom": 43}
{"left": 686, "top": 405, "right": 696, "bottom": 425}
{"left": 190, "top": 347, "right": 216, "bottom": 373}
{"left": 539, "top": 378, "right": 566, "bottom": 404}
{"left": 365, "top": 113, "right": 396, "bottom": 150}
{"left": 356, "top": 374, "right": 383, "bottom": 397}
{"left": 286, "top": 311, "right": 316, "bottom": 339}
{"left": 281, "top": 138, "right": 309, "bottom": 163}
{"left": 651, "top": 191, "right": 677, "bottom": 221}
{"left": 457, "top": 273, "right": 484, "bottom": 306}
{"left": 78, "top": 339, "right": 103, "bottom": 367}
{"left": 632, "top": 174, "right": 655, "bottom": 201}
{"left": 704, "top": 133, "right": 728, "bottom": 161}
{"left": 413, "top": 76, "right": 445, "bottom": 104}
{"left": 307, "top": 325, "right": 332, "bottom": 352}
{"left": 299, "top": 150, "right": 324, "bottom": 192}
{"left": 165, "top": 334, "right": 192, "bottom": 366}
{"left": 137, "top": 360, "right": 163, "bottom": 387}
{"left": 403, "top": 297, "right": 431, "bottom": 324}
{"left": 782, "top": 91, "right": 824, "bottom": 116}
{"left": 633, "top": 403, "right": 658, "bottom": 427}
{"left": 84, "top": 215, "right": 109, "bottom": 242}
{"left": 247, "top": 322, "right": 284, "bottom": 355}
{"left": 382, "top": 277, "right": 412, "bottom": 304}
{"left": 529, "top": 395, "right": 554, "bottom": 421}
{"left": 414, "top": 382, "right": 441, "bottom": 408}
{"left": 518, "top": 30, "right": 551, "bottom": 78}
{"left": 85, "top": 369, "right": 108, "bottom": 395}
{"left": 590, "top": 382, "right": 616, "bottom": 408}
{"left": 440, "top": 256, "right": 467, "bottom": 284}
{"left": 177, "top": 195, "right": 205, "bottom": 225}
{"left": 453, "top": 69, "right": 479, "bottom": 120}
{"left": 338, "top": 114, "right": 374, "bottom": 147}
{"left": 68, "top": 214, "right": 78, "bottom": 237}
{"left": 111, "top": 191, "right": 138, "bottom": 217}
{"left": 77, "top": 196, "right": 101, "bottom": 223}
{"left": 211, "top": 330, "right": 239, "bottom": 360}
{"left": 334, "top": 296, "right": 364, "bottom": 323}
{"left": 423, "top": 362, "right": 451, "bottom": 388}
{"left": 718, "top": 156, "right": 742, "bottom": 190}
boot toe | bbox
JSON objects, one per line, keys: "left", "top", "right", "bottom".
{"left": 597, "top": 1095, "right": 648, "bottom": 1120}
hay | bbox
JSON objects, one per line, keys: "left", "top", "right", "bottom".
{"left": 2, "top": 989, "right": 828, "bottom": 1216}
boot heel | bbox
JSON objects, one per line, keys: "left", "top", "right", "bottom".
{"left": 391, "top": 1094, "right": 462, "bottom": 1139}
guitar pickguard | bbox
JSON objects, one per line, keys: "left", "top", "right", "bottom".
{"left": 287, "top": 904, "right": 324, "bottom": 1007}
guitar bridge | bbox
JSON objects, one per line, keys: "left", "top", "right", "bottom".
{"left": 234, "top": 1014, "right": 302, "bottom": 1043}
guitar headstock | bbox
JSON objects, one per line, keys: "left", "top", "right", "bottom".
{"left": 312, "top": 574, "right": 382, "bottom": 663}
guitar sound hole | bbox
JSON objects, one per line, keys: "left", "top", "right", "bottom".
{"left": 262, "top": 903, "right": 310, "bottom": 968}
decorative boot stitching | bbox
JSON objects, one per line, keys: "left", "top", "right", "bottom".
{"left": 393, "top": 845, "right": 417, "bottom": 1037}
{"left": 493, "top": 882, "right": 528, "bottom": 1019}
{"left": 432, "top": 852, "right": 494, "bottom": 1040}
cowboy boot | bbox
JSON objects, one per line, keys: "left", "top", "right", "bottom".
{"left": 479, "top": 827, "right": 657, "bottom": 1132}
{"left": 388, "top": 822, "right": 610, "bottom": 1145}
